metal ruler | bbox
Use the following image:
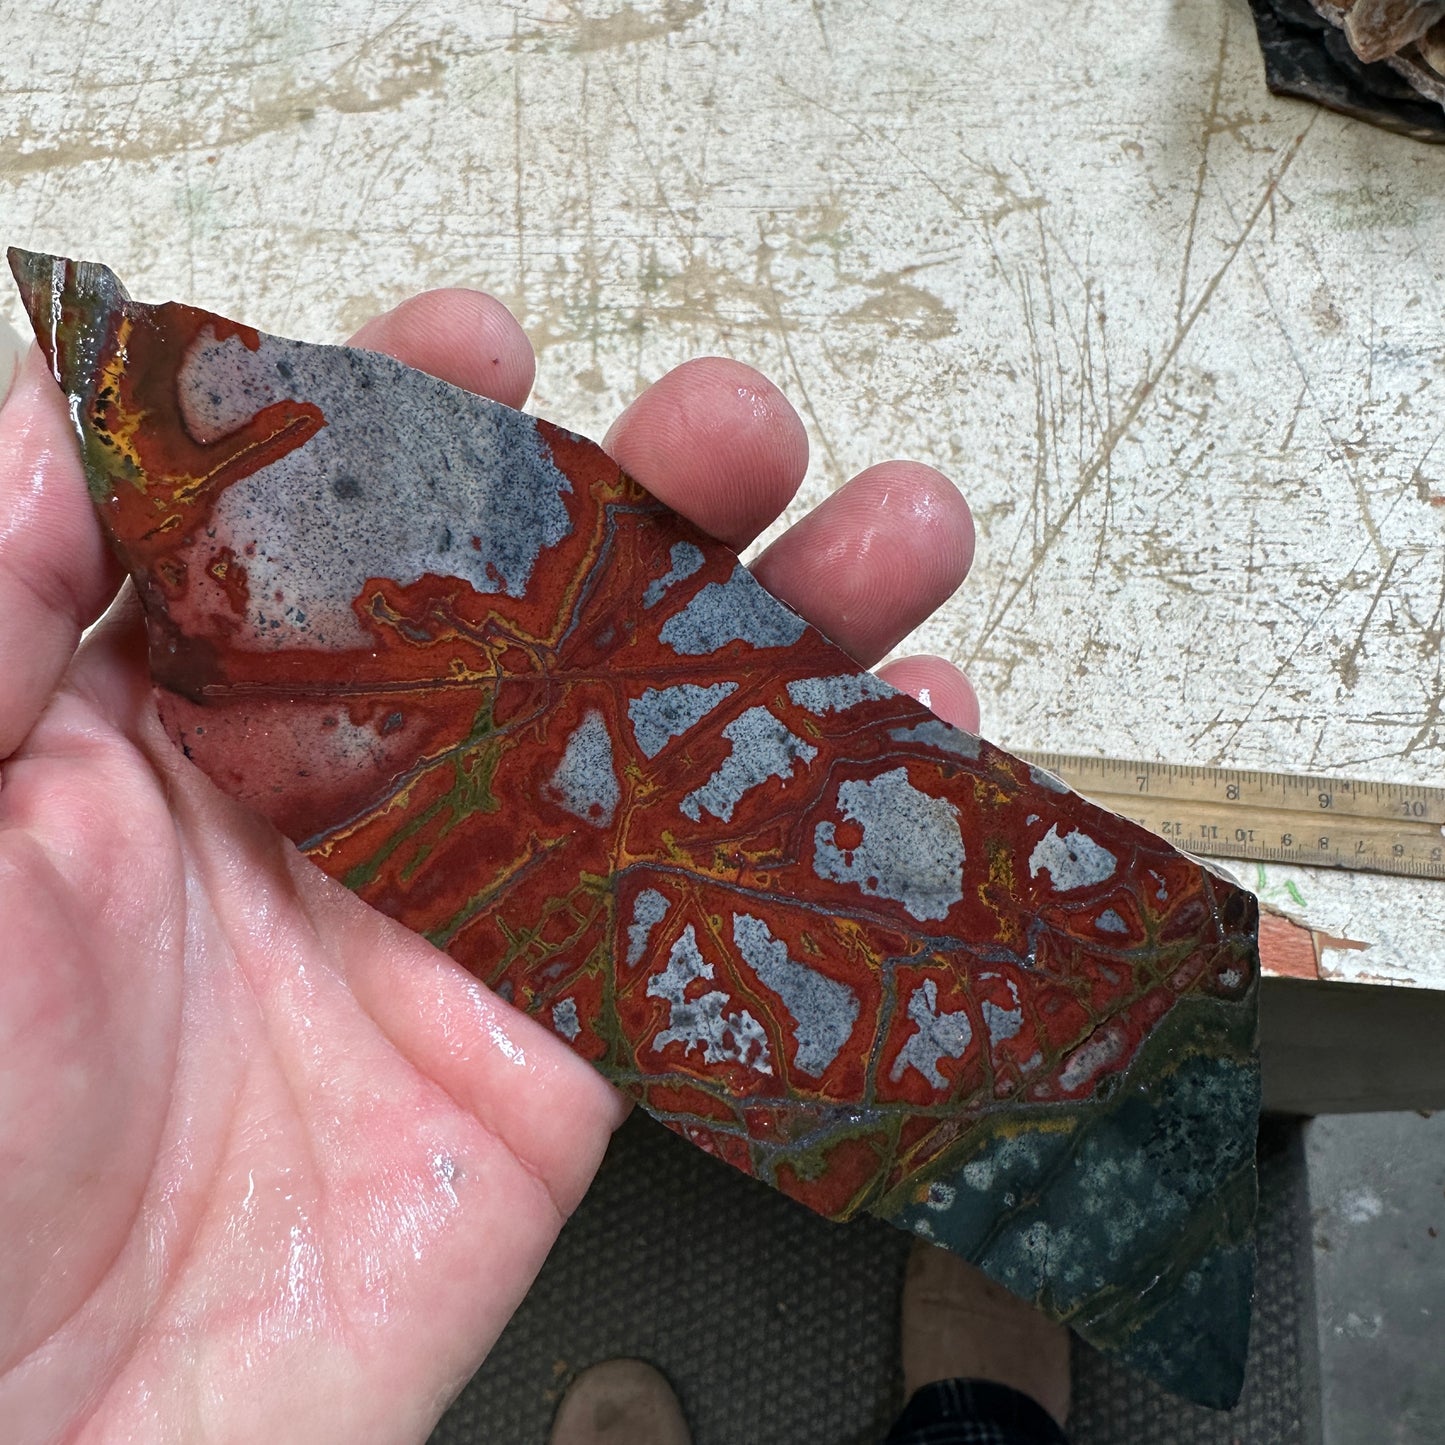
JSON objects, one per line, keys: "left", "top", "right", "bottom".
{"left": 1016, "top": 751, "right": 1445, "bottom": 882}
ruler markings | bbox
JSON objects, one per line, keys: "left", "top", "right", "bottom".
{"left": 1014, "top": 751, "right": 1445, "bottom": 881}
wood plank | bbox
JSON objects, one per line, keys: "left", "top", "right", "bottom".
{"left": 1261, "top": 975, "right": 1445, "bottom": 1114}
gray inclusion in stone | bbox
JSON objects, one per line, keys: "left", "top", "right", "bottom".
{"left": 546, "top": 709, "right": 620, "bottom": 827}
{"left": 1028, "top": 763, "right": 1071, "bottom": 795}
{"left": 643, "top": 540, "right": 705, "bottom": 607}
{"left": 627, "top": 681, "right": 738, "bottom": 759}
{"left": 731, "top": 913, "right": 860, "bottom": 1078}
{"left": 647, "top": 924, "right": 772, "bottom": 1073}
{"left": 786, "top": 673, "right": 897, "bottom": 714}
{"left": 1097, "top": 909, "right": 1128, "bottom": 935}
{"left": 813, "top": 767, "right": 965, "bottom": 922}
{"left": 980, "top": 975, "right": 1023, "bottom": 1045}
{"left": 681, "top": 707, "right": 817, "bottom": 823}
{"left": 924, "top": 1180, "right": 957, "bottom": 1212}
{"left": 625, "top": 888, "right": 671, "bottom": 967}
{"left": 889, "top": 979, "right": 973, "bottom": 1089}
{"left": 659, "top": 564, "right": 808, "bottom": 656}
{"left": 1028, "top": 824, "right": 1118, "bottom": 892}
{"left": 551, "top": 997, "right": 581, "bottom": 1042}
{"left": 887, "top": 719, "right": 983, "bottom": 760}
{"left": 181, "top": 330, "right": 573, "bottom": 652}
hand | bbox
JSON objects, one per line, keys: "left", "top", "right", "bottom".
{"left": 0, "top": 288, "right": 977, "bottom": 1443}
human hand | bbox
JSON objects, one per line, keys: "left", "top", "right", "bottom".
{"left": 0, "top": 288, "right": 977, "bottom": 1443}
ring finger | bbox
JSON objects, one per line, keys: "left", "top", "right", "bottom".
{"left": 750, "top": 459, "right": 975, "bottom": 670}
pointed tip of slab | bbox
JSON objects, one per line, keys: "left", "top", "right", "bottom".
{"left": 5, "top": 248, "right": 130, "bottom": 383}
{"left": 7, "top": 246, "right": 50, "bottom": 300}
{"left": 1109, "top": 1238, "right": 1255, "bottom": 1409}
{"left": 7, "top": 248, "right": 58, "bottom": 359}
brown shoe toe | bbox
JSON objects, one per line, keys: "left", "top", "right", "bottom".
{"left": 548, "top": 1359, "right": 692, "bottom": 1445}
{"left": 901, "top": 1240, "right": 1072, "bottom": 1429}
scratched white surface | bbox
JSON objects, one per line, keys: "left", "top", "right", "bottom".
{"left": 1, "top": 0, "right": 1441, "bottom": 983}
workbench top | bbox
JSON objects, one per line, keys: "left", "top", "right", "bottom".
{"left": 4, "top": 0, "right": 1441, "bottom": 999}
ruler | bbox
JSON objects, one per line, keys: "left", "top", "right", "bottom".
{"left": 1015, "top": 751, "right": 1445, "bottom": 882}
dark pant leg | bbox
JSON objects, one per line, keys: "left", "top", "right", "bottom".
{"left": 882, "top": 1379, "right": 1071, "bottom": 1445}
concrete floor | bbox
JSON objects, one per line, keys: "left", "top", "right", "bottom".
{"left": 1305, "top": 1112, "right": 1445, "bottom": 1445}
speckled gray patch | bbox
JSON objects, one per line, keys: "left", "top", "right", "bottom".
{"left": 625, "top": 888, "right": 670, "bottom": 967}
{"left": 785, "top": 673, "right": 897, "bottom": 714}
{"left": 980, "top": 975, "right": 1023, "bottom": 1045}
{"left": 1096, "top": 908, "right": 1128, "bottom": 934}
{"left": 812, "top": 767, "right": 965, "bottom": 922}
{"left": 681, "top": 707, "right": 817, "bottom": 823}
{"left": 551, "top": 997, "right": 581, "bottom": 1041}
{"left": 658, "top": 564, "right": 808, "bottom": 656}
{"left": 627, "top": 681, "right": 738, "bottom": 759}
{"left": 887, "top": 719, "right": 983, "bottom": 760}
{"left": 1028, "top": 824, "right": 1118, "bottom": 892}
{"left": 886, "top": 1045, "right": 1261, "bottom": 1408}
{"left": 647, "top": 924, "right": 772, "bottom": 1073}
{"left": 643, "top": 540, "right": 705, "bottom": 607}
{"left": 731, "top": 913, "right": 860, "bottom": 1078}
{"left": 178, "top": 331, "right": 573, "bottom": 652}
{"left": 546, "top": 710, "right": 619, "bottom": 827}
{"left": 888, "top": 979, "right": 973, "bottom": 1089}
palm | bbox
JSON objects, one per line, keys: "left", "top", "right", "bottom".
{"left": 0, "top": 290, "right": 976, "bottom": 1443}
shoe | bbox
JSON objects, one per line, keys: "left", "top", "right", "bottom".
{"left": 900, "top": 1240, "right": 1071, "bottom": 1430}
{"left": 548, "top": 1358, "right": 692, "bottom": 1445}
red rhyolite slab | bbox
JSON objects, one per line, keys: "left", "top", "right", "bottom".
{"left": 9, "top": 250, "right": 1260, "bottom": 1407}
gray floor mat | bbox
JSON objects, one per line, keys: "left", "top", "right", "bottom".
{"left": 432, "top": 1115, "right": 1311, "bottom": 1445}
